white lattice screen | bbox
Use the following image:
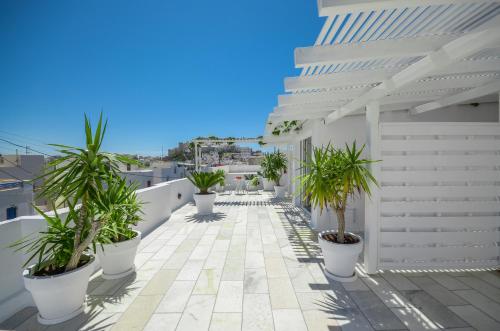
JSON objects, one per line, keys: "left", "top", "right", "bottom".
{"left": 377, "top": 122, "right": 500, "bottom": 269}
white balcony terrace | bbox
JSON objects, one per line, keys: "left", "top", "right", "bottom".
{"left": 1, "top": 0, "right": 500, "bottom": 330}
{"left": 1, "top": 189, "right": 499, "bottom": 331}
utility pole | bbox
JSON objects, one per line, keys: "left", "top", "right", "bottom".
{"left": 25, "top": 145, "right": 29, "bottom": 155}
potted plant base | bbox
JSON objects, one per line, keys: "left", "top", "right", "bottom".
{"left": 274, "top": 185, "right": 286, "bottom": 198}
{"left": 193, "top": 193, "right": 216, "bottom": 214}
{"left": 262, "top": 178, "right": 274, "bottom": 191}
{"left": 23, "top": 255, "right": 96, "bottom": 325}
{"left": 97, "top": 230, "right": 141, "bottom": 279}
{"left": 318, "top": 230, "right": 363, "bottom": 282}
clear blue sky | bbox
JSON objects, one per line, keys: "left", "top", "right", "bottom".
{"left": 0, "top": 0, "right": 322, "bottom": 156}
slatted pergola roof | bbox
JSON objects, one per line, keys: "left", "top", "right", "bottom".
{"left": 264, "top": 0, "right": 500, "bottom": 139}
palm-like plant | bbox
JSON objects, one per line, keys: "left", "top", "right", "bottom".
{"left": 268, "top": 152, "right": 287, "bottom": 186}
{"left": 214, "top": 169, "right": 226, "bottom": 186}
{"left": 260, "top": 154, "right": 275, "bottom": 181}
{"left": 10, "top": 203, "right": 82, "bottom": 275}
{"left": 250, "top": 176, "right": 260, "bottom": 187}
{"left": 13, "top": 114, "right": 136, "bottom": 274}
{"left": 188, "top": 171, "right": 224, "bottom": 194}
{"left": 297, "top": 142, "right": 378, "bottom": 243}
{"left": 94, "top": 176, "right": 143, "bottom": 244}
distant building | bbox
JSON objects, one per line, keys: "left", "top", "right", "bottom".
{"left": 0, "top": 179, "right": 34, "bottom": 222}
{"left": 0, "top": 154, "right": 45, "bottom": 189}
{"left": 119, "top": 170, "right": 154, "bottom": 189}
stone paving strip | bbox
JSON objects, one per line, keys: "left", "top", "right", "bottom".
{"left": 2, "top": 192, "right": 500, "bottom": 331}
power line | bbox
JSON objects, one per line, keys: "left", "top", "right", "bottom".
{"left": 0, "top": 138, "right": 53, "bottom": 157}
{"left": 0, "top": 130, "right": 55, "bottom": 151}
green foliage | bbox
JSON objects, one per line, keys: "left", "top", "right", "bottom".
{"left": 261, "top": 152, "right": 287, "bottom": 186}
{"left": 296, "top": 142, "right": 378, "bottom": 243}
{"left": 250, "top": 176, "right": 260, "bottom": 187}
{"left": 188, "top": 171, "right": 224, "bottom": 194}
{"left": 10, "top": 204, "right": 81, "bottom": 275}
{"left": 94, "top": 176, "right": 143, "bottom": 244}
{"left": 272, "top": 120, "right": 303, "bottom": 136}
{"left": 214, "top": 169, "right": 226, "bottom": 186}
{"left": 11, "top": 113, "right": 139, "bottom": 274}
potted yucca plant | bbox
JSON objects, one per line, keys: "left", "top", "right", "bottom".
{"left": 268, "top": 151, "right": 288, "bottom": 198}
{"left": 188, "top": 171, "right": 224, "bottom": 214}
{"left": 260, "top": 154, "right": 275, "bottom": 191}
{"left": 245, "top": 174, "right": 260, "bottom": 192}
{"left": 95, "top": 177, "right": 143, "bottom": 279}
{"left": 297, "top": 142, "right": 378, "bottom": 281}
{"left": 10, "top": 114, "right": 135, "bottom": 324}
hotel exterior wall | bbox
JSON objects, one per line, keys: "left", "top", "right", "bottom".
{"left": 290, "top": 102, "right": 499, "bottom": 233}
{"left": 0, "top": 178, "right": 194, "bottom": 323}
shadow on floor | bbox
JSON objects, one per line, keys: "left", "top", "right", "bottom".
{"left": 185, "top": 212, "right": 226, "bottom": 223}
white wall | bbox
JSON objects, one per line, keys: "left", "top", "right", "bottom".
{"left": 377, "top": 122, "right": 500, "bottom": 269}
{"left": 291, "top": 102, "right": 499, "bottom": 232}
{"left": 0, "top": 178, "right": 194, "bottom": 323}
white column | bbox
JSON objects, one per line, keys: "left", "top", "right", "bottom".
{"left": 364, "top": 101, "right": 381, "bottom": 274}
{"left": 310, "top": 119, "right": 324, "bottom": 230}
{"left": 194, "top": 142, "right": 198, "bottom": 171}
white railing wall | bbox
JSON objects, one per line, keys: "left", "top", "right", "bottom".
{"left": 0, "top": 178, "right": 194, "bottom": 323}
{"left": 377, "top": 122, "right": 500, "bottom": 270}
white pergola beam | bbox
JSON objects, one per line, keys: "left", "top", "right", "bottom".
{"left": 270, "top": 111, "right": 330, "bottom": 121}
{"left": 279, "top": 75, "right": 497, "bottom": 107}
{"left": 279, "top": 89, "right": 362, "bottom": 106}
{"left": 317, "top": 0, "right": 498, "bottom": 16}
{"left": 275, "top": 102, "right": 340, "bottom": 114}
{"left": 285, "top": 68, "right": 395, "bottom": 92}
{"left": 285, "top": 58, "right": 500, "bottom": 92}
{"left": 295, "top": 34, "right": 457, "bottom": 68}
{"left": 411, "top": 79, "right": 500, "bottom": 114}
{"left": 326, "top": 25, "right": 500, "bottom": 123}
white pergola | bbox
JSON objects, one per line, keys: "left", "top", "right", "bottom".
{"left": 264, "top": 0, "right": 500, "bottom": 139}
{"left": 262, "top": 0, "right": 500, "bottom": 273}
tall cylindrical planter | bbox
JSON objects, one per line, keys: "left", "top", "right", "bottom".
{"left": 262, "top": 178, "right": 274, "bottom": 191}
{"left": 193, "top": 193, "right": 216, "bottom": 214}
{"left": 97, "top": 230, "right": 141, "bottom": 279}
{"left": 318, "top": 231, "right": 363, "bottom": 282}
{"left": 274, "top": 185, "right": 286, "bottom": 198}
{"left": 23, "top": 255, "right": 96, "bottom": 325}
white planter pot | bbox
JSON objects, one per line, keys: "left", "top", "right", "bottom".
{"left": 23, "top": 255, "right": 96, "bottom": 325}
{"left": 97, "top": 230, "right": 141, "bottom": 280}
{"left": 318, "top": 231, "right": 363, "bottom": 282}
{"left": 193, "top": 193, "right": 216, "bottom": 214}
{"left": 262, "top": 178, "right": 274, "bottom": 191}
{"left": 274, "top": 185, "right": 286, "bottom": 198}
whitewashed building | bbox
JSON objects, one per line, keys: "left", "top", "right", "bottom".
{"left": 0, "top": 180, "right": 34, "bottom": 222}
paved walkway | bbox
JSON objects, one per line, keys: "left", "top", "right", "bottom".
{"left": 2, "top": 192, "right": 500, "bottom": 330}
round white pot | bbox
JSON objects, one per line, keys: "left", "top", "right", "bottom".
{"left": 262, "top": 178, "right": 274, "bottom": 191}
{"left": 318, "top": 231, "right": 363, "bottom": 282}
{"left": 274, "top": 185, "right": 286, "bottom": 198}
{"left": 97, "top": 230, "right": 141, "bottom": 280}
{"left": 23, "top": 255, "right": 96, "bottom": 325}
{"left": 193, "top": 193, "right": 216, "bottom": 214}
